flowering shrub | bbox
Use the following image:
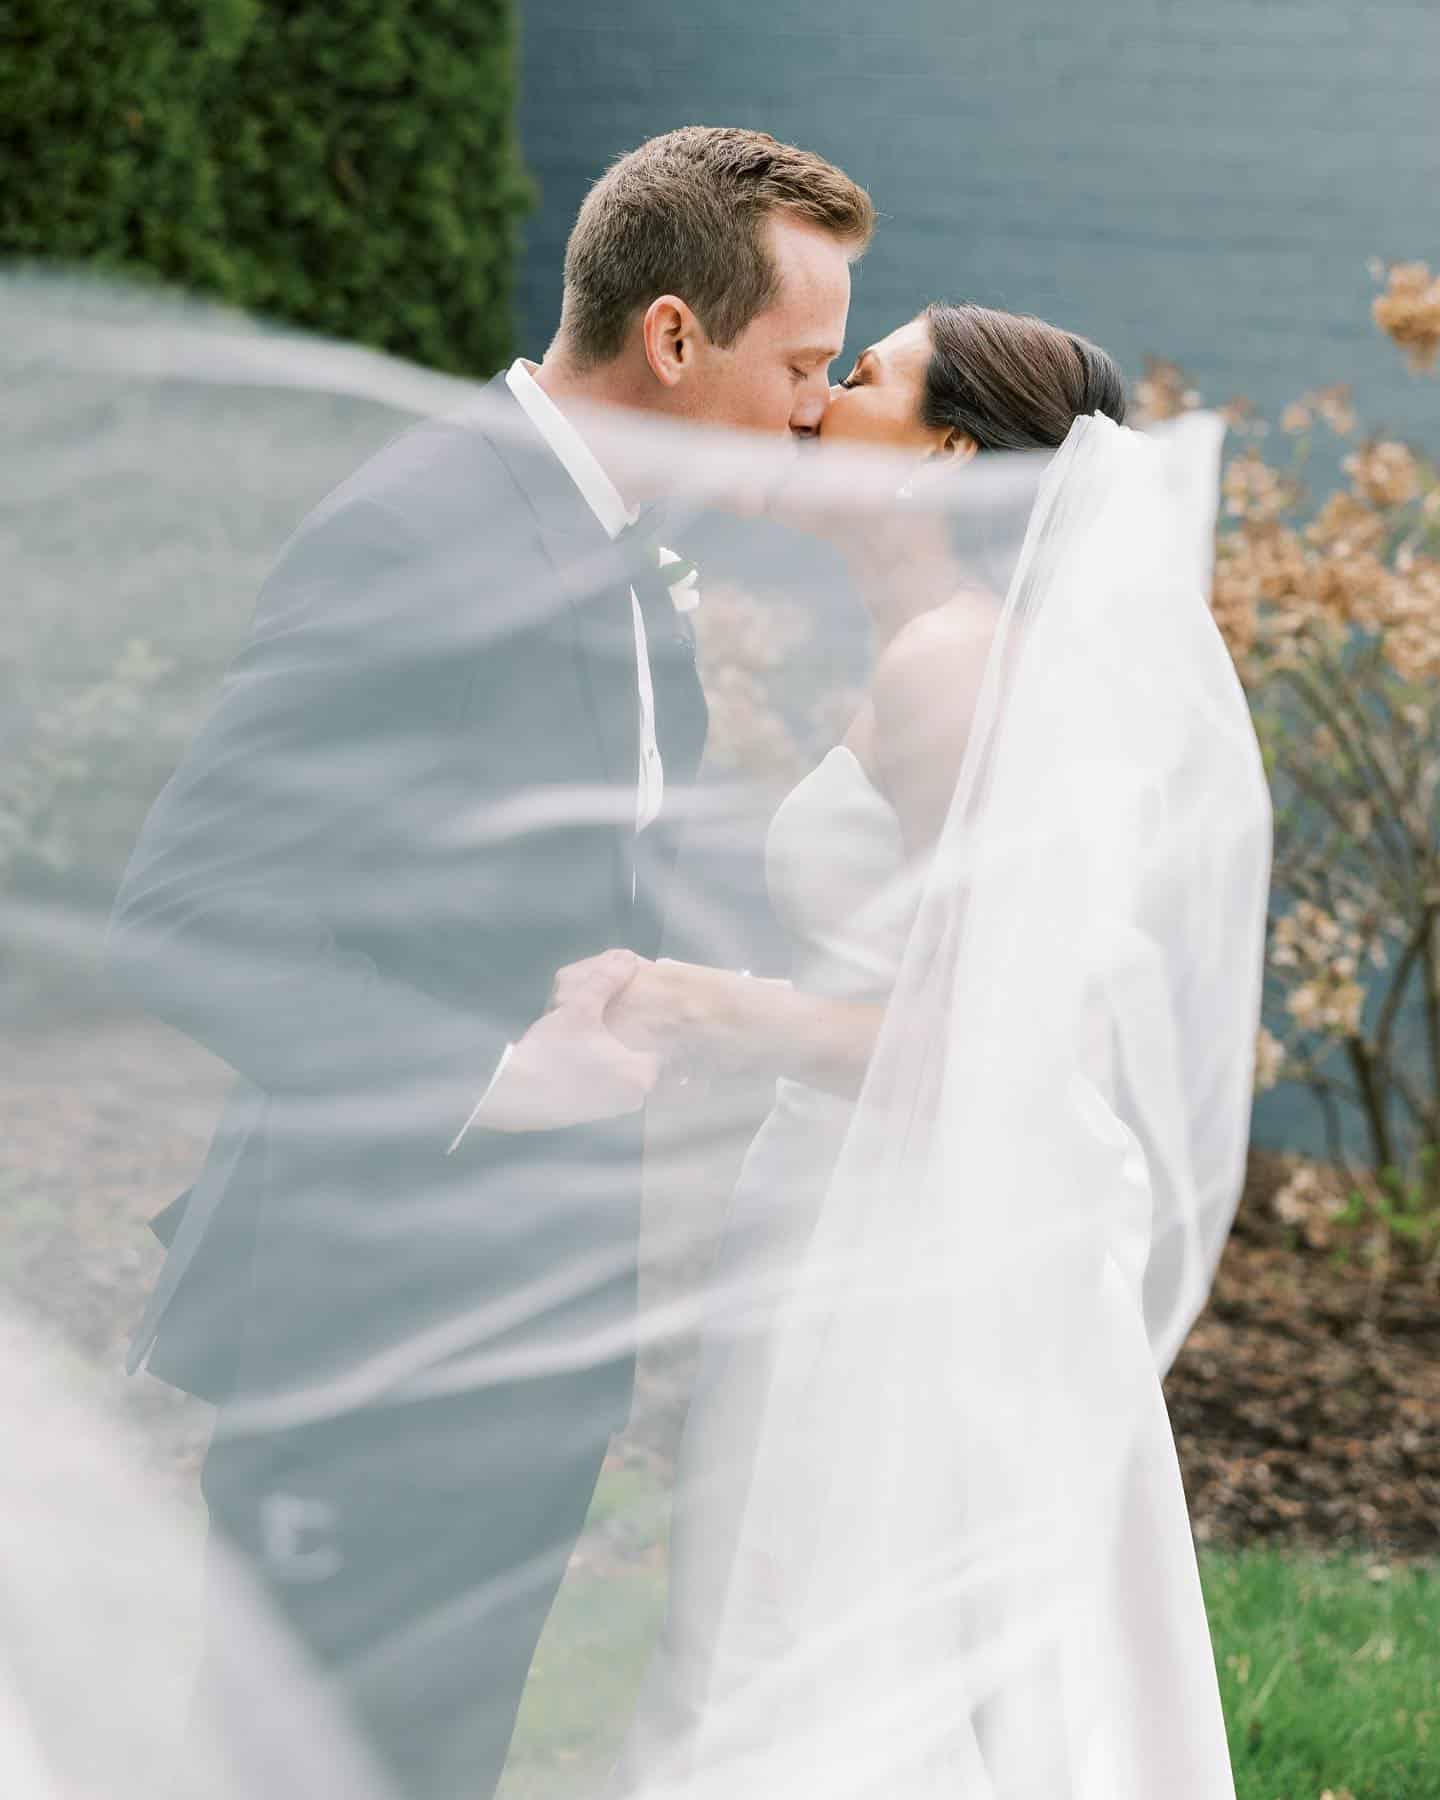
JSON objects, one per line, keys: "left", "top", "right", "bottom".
{"left": 1145, "top": 264, "right": 1440, "bottom": 1265}
{"left": 694, "top": 585, "right": 818, "bottom": 780}
{"left": 695, "top": 579, "right": 867, "bottom": 785}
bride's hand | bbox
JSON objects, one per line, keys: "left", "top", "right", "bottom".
{"left": 603, "top": 958, "right": 703, "bottom": 1057}
{"left": 551, "top": 954, "right": 796, "bottom": 1081}
{"left": 549, "top": 951, "right": 694, "bottom": 1056}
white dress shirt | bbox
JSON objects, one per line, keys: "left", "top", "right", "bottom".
{"left": 505, "top": 357, "right": 666, "bottom": 834}
{"left": 448, "top": 359, "right": 697, "bottom": 1151}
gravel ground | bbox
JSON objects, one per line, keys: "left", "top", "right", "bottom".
{"left": 3, "top": 1017, "right": 1435, "bottom": 1555}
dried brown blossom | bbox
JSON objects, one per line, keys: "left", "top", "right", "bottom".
{"left": 1345, "top": 439, "right": 1422, "bottom": 510}
{"left": 1372, "top": 261, "right": 1440, "bottom": 373}
{"left": 1381, "top": 556, "right": 1440, "bottom": 683}
{"left": 1209, "top": 535, "right": 1262, "bottom": 660}
{"left": 1222, "top": 450, "right": 1297, "bottom": 525}
{"left": 695, "top": 585, "right": 811, "bottom": 777}
{"left": 1248, "top": 525, "right": 1309, "bottom": 604}
{"left": 1130, "top": 357, "right": 1200, "bottom": 425}
{"left": 1300, "top": 548, "right": 1394, "bottom": 629}
{"left": 1270, "top": 1160, "right": 1351, "bottom": 1250}
{"left": 1282, "top": 385, "right": 1357, "bottom": 438}
{"left": 1218, "top": 394, "right": 1266, "bottom": 439}
{"left": 1253, "top": 1025, "right": 1286, "bottom": 1093}
{"left": 1305, "top": 491, "right": 1387, "bottom": 556}
{"left": 1311, "top": 384, "right": 1358, "bottom": 436}
{"left": 1273, "top": 901, "right": 1368, "bottom": 1038}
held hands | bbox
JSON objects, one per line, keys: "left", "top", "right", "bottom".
{"left": 551, "top": 952, "right": 789, "bottom": 1080}
{"left": 551, "top": 952, "right": 697, "bottom": 1062}
{"left": 469, "top": 950, "right": 661, "bottom": 1133}
{"left": 543, "top": 951, "right": 864, "bottom": 1098}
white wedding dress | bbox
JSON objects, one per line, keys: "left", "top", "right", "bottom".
{"left": 613, "top": 742, "right": 922, "bottom": 1784}
{"left": 617, "top": 744, "right": 918, "bottom": 1768}
{"left": 614, "top": 731, "right": 1240, "bottom": 1797}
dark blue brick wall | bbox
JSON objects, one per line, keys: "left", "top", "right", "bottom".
{"left": 516, "top": 1, "right": 1438, "bottom": 441}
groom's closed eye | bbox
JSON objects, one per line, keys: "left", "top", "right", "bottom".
{"left": 787, "top": 344, "right": 844, "bottom": 375}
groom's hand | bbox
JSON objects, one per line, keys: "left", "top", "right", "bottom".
{"left": 471, "top": 951, "right": 658, "bottom": 1133}
{"left": 550, "top": 950, "right": 655, "bottom": 1021}
{"left": 552, "top": 951, "right": 679, "bottom": 1057}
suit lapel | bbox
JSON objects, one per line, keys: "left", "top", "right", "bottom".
{"left": 536, "top": 517, "right": 639, "bottom": 805}
{"left": 479, "top": 377, "right": 639, "bottom": 906}
{"left": 631, "top": 569, "right": 709, "bottom": 787}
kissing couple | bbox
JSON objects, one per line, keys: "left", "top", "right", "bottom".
{"left": 114, "top": 126, "right": 1269, "bottom": 1799}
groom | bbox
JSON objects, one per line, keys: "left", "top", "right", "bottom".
{"left": 110, "top": 127, "right": 872, "bottom": 1798}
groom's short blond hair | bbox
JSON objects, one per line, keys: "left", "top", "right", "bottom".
{"left": 558, "top": 127, "right": 875, "bottom": 367}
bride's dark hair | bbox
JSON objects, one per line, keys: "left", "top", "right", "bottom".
{"left": 921, "top": 302, "right": 1126, "bottom": 451}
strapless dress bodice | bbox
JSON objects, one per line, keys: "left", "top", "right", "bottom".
{"left": 763, "top": 744, "right": 916, "bottom": 1004}
{"left": 728, "top": 745, "right": 919, "bottom": 1165}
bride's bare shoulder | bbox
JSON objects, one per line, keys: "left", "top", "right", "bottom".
{"left": 873, "top": 595, "right": 995, "bottom": 726}
{"left": 870, "top": 596, "right": 997, "bottom": 852}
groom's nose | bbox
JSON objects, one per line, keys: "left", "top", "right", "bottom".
{"left": 790, "top": 380, "right": 831, "bottom": 439}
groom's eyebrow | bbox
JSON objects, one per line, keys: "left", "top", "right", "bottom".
{"left": 793, "top": 342, "right": 844, "bottom": 365}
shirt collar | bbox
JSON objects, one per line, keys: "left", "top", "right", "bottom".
{"left": 505, "top": 359, "right": 637, "bottom": 541}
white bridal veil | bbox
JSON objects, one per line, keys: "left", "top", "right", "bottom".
{"left": 0, "top": 1315, "right": 394, "bottom": 1800}
{"left": 613, "top": 411, "right": 1270, "bottom": 1800}
{"left": 2, "top": 274, "right": 1267, "bottom": 1799}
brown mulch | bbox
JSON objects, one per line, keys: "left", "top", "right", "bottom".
{"left": 3, "top": 1020, "right": 1437, "bottom": 1555}
{"left": 1164, "top": 1150, "right": 1440, "bottom": 1558}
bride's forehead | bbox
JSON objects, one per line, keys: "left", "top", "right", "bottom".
{"left": 866, "top": 316, "right": 932, "bottom": 370}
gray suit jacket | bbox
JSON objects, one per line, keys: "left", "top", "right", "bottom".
{"left": 111, "top": 376, "right": 707, "bottom": 1415}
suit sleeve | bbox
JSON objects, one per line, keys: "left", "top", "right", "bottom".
{"left": 107, "top": 496, "right": 513, "bottom": 1143}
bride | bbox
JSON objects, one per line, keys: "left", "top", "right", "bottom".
{"left": 557, "top": 301, "right": 1271, "bottom": 1798}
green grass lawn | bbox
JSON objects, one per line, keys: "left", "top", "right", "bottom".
{"left": 499, "top": 1467, "right": 1438, "bottom": 1800}
{"left": 1208, "top": 1551, "right": 1437, "bottom": 1800}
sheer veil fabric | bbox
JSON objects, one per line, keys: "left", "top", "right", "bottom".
{"left": 0, "top": 1313, "right": 394, "bottom": 1800}
{"left": 615, "top": 415, "right": 1270, "bottom": 1800}
{"left": 4, "top": 276, "right": 1268, "bottom": 1799}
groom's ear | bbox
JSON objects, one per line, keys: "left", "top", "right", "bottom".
{"left": 642, "top": 295, "right": 702, "bottom": 389}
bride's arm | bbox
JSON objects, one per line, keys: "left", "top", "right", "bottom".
{"left": 559, "top": 599, "right": 996, "bottom": 1095}
{"left": 598, "top": 957, "right": 883, "bottom": 1098}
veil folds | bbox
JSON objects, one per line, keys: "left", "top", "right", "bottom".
{"left": 0, "top": 1312, "right": 395, "bottom": 1800}
{"left": 633, "top": 414, "right": 1270, "bottom": 1799}
{"left": 3, "top": 274, "right": 1266, "bottom": 1799}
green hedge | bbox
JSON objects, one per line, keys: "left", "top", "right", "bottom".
{"left": 1, "top": 0, "right": 532, "bottom": 374}
{"left": 0, "top": 2, "right": 250, "bottom": 286}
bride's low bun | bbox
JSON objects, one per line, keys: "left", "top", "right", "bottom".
{"left": 921, "top": 302, "right": 1126, "bottom": 451}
